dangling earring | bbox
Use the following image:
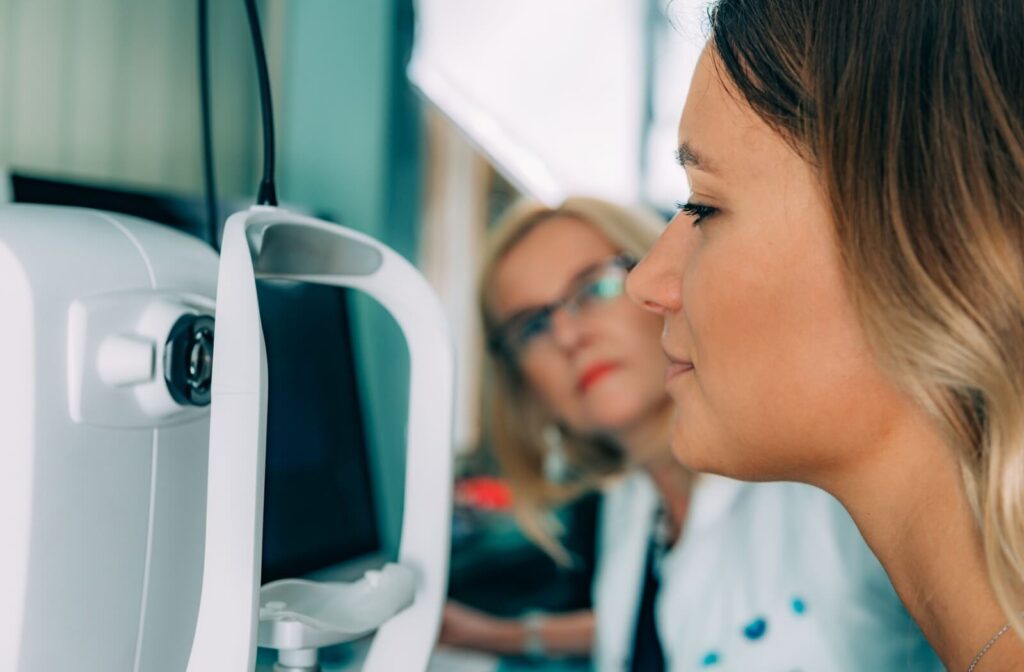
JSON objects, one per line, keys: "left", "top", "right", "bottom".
{"left": 542, "top": 424, "right": 569, "bottom": 483}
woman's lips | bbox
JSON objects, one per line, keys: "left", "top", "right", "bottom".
{"left": 663, "top": 347, "right": 694, "bottom": 382}
{"left": 665, "top": 360, "right": 695, "bottom": 382}
{"left": 577, "top": 362, "right": 620, "bottom": 392}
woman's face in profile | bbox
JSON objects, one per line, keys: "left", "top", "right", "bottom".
{"left": 627, "top": 48, "right": 908, "bottom": 483}
{"left": 490, "top": 217, "right": 670, "bottom": 460}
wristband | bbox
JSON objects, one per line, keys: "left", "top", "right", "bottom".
{"left": 522, "top": 611, "right": 547, "bottom": 660}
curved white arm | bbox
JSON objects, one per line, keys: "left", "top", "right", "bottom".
{"left": 187, "top": 210, "right": 269, "bottom": 671}
{"left": 188, "top": 206, "right": 454, "bottom": 672}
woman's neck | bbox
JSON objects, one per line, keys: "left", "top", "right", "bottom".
{"left": 613, "top": 400, "right": 693, "bottom": 537}
{"left": 823, "top": 407, "right": 1023, "bottom": 670}
{"left": 614, "top": 398, "right": 674, "bottom": 463}
{"left": 644, "top": 454, "right": 693, "bottom": 541}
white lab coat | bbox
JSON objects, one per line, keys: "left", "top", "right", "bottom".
{"left": 592, "top": 472, "right": 943, "bottom": 671}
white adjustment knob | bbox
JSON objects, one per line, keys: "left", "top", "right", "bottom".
{"left": 97, "top": 334, "right": 156, "bottom": 387}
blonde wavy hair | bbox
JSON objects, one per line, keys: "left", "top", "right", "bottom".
{"left": 479, "top": 196, "right": 665, "bottom": 561}
{"left": 709, "top": 0, "right": 1024, "bottom": 634}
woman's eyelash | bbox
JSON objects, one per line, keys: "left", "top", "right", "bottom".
{"left": 675, "top": 201, "right": 718, "bottom": 226}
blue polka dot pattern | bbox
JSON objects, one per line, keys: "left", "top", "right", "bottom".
{"left": 743, "top": 617, "right": 768, "bottom": 640}
{"left": 792, "top": 597, "right": 807, "bottom": 615}
{"left": 700, "top": 651, "right": 721, "bottom": 666}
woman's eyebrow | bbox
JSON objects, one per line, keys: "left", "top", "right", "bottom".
{"left": 676, "top": 142, "right": 716, "bottom": 173}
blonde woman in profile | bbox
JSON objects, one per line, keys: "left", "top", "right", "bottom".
{"left": 440, "top": 196, "right": 940, "bottom": 670}
{"left": 627, "top": 1, "right": 1024, "bottom": 670}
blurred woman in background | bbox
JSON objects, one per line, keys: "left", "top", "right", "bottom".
{"left": 442, "top": 197, "right": 940, "bottom": 670}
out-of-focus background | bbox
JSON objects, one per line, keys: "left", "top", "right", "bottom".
{"left": 0, "top": 1, "right": 707, "bottom": 668}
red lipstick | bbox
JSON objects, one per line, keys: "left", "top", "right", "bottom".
{"left": 577, "top": 362, "right": 620, "bottom": 392}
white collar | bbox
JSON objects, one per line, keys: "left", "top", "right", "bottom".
{"left": 621, "top": 470, "right": 747, "bottom": 533}
{"left": 686, "top": 474, "right": 746, "bottom": 532}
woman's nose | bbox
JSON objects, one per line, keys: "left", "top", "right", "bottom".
{"left": 549, "top": 305, "right": 585, "bottom": 352}
{"left": 626, "top": 215, "right": 687, "bottom": 316}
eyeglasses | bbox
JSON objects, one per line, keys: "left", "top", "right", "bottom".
{"left": 489, "top": 254, "right": 637, "bottom": 359}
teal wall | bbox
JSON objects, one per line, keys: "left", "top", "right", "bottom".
{"left": 274, "top": 0, "right": 421, "bottom": 556}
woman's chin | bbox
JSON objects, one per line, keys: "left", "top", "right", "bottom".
{"left": 669, "top": 433, "right": 723, "bottom": 475}
{"left": 584, "top": 400, "right": 648, "bottom": 432}
{"left": 669, "top": 423, "right": 759, "bottom": 481}
{"left": 671, "top": 433, "right": 807, "bottom": 483}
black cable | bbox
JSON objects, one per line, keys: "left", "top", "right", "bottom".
{"left": 243, "top": 0, "right": 278, "bottom": 206}
{"left": 198, "top": 0, "right": 220, "bottom": 249}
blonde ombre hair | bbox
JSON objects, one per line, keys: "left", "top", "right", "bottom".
{"left": 479, "top": 196, "right": 665, "bottom": 561}
{"left": 710, "top": 0, "right": 1024, "bottom": 634}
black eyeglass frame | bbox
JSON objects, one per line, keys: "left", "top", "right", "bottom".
{"left": 487, "top": 253, "right": 638, "bottom": 360}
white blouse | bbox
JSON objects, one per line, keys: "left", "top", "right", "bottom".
{"left": 592, "top": 472, "right": 943, "bottom": 671}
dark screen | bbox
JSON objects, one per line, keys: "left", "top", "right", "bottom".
{"left": 10, "top": 171, "right": 381, "bottom": 582}
{"left": 256, "top": 279, "right": 379, "bottom": 580}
